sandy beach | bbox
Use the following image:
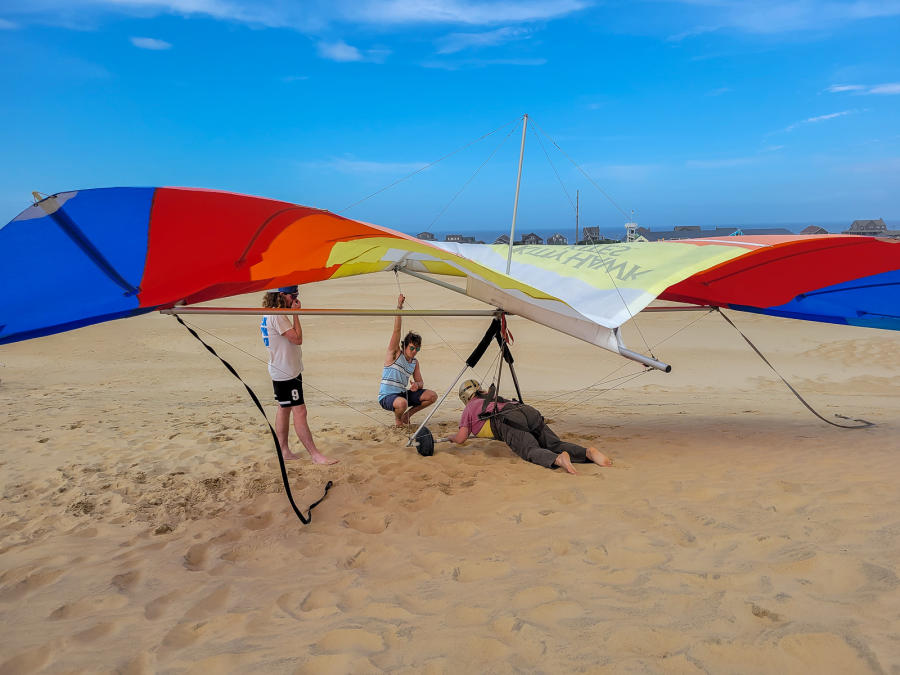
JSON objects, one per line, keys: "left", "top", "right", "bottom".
{"left": 1, "top": 272, "right": 898, "bottom": 674}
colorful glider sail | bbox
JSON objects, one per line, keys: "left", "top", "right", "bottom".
{"left": 1, "top": 188, "right": 898, "bottom": 356}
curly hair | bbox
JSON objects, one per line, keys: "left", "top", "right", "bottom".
{"left": 262, "top": 291, "right": 290, "bottom": 309}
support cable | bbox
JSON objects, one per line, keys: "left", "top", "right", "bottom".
{"left": 717, "top": 309, "right": 874, "bottom": 428}
{"left": 394, "top": 270, "right": 466, "bottom": 362}
{"left": 528, "top": 118, "right": 654, "bottom": 359}
{"left": 173, "top": 315, "right": 333, "bottom": 525}
{"left": 178, "top": 317, "right": 391, "bottom": 428}
{"left": 529, "top": 118, "right": 630, "bottom": 220}
{"left": 339, "top": 117, "right": 521, "bottom": 215}
{"left": 422, "top": 121, "right": 520, "bottom": 236}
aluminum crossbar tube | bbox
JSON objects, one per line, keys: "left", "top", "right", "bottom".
{"left": 160, "top": 307, "right": 499, "bottom": 317}
{"left": 407, "top": 362, "right": 471, "bottom": 448}
{"left": 394, "top": 266, "right": 471, "bottom": 297}
{"left": 619, "top": 347, "right": 671, "bottom": 373}
{"left": 641, "top": 305, "right": 714, "bottom": 312}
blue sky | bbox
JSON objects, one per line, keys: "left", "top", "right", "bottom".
{"left": 1, "top": 1, "right": 898, "bottom": 235}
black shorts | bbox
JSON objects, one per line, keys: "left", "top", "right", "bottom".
{"left": 273, "top": 375, "right": 305, "bottom": 407}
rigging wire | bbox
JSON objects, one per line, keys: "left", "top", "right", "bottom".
{"left": 528, "top": 118, "right": 655, "bottom": 359}
{"left": 530, "top": 307, "right": 717, "bottom": 417}
{"left": 529, "top": 117, "right": 630, "bottom": 221}
{"left": 422, "top": 121, "right": 520, "bottom": 236}
{"left": 178, "top": 317, "right": 393, "bottom": 429}
{"left": 394, "top": 269, "right": 466, "bottom": 362}
{"left": 338, "top": 116, "right": 521, "bottom": 215}
{"left": 530, "top": 124, "right": 576, "bottom": 214}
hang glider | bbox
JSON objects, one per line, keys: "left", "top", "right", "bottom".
{"left": 2, "top": 188, "right": 898, "bottom": 368}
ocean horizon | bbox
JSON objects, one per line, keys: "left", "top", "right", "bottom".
{"left": 399, "top": 220, "right": 898, "bottom": 243}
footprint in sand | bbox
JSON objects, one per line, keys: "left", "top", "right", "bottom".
{"left": 49, "top": 594, "right": 128, "bottom": 620}
{"left": 0, "top": 644, "right": 52, "bottom": 674}
{"left": 183, "top": 584, "right": 231, "bottom": 620}
{"left": 183, "top": 543, "right": 209, "bottom": 571}
{"left": 0, "top": 568, "right": 65, "bottom": 602}
{"left": 342, "top": 511, "right": 391, "bottom": 534}
{"left": 73, "top": 621, "right": 117, "bottom": 642}
{"left": 145, "top": 590, "right": 182, "bottom": 620}
{"left": 242, "top": 512, "right": 274, "bottom": 531}
{"left": 314, "top": 628, "right": 385, "bottom": 654}
{"left": 111, "top": 570, "right": 141, "bottom": 593}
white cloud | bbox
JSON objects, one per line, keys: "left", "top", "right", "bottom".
{"left": 827, "top": 82, "right": 900, "bottom": 95}
{"left": 0, "top": 18, "right": 19, "bottom": 29}
{"left": 317, "top": 40, "right": 363, "bottom": 61}
{"left": 667, "top": 0, "right": 900, "bottom": 37}
{"left": 436, "top": 26, "right": 530, "bottom": 53}
{"left": 827, "top": 84, "right": 866, "bottom": 92}
{"left": 316, "top": 40, "right": 390, "bottom": 62}
{"left": 869, "top": 83, "right": 900, "bottom": 95}
{"left": 783, "top": 109, "right": 854, "bottom": 132}
{"left": 3, "top": 0, "right": 587, "bottom": 30}
{"left": 422, "top": 56, "right": 546, "bottom": 69}
{"left": 349, "top": 0, "right": 589, "bottom": 25}
{"left": 130, "top": 36, "right": 172, "bottom": 49}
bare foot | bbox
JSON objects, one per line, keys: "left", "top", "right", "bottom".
{"left": 282, "top": 450, "right": 302, "bottom": 461}
{"left": 310, "top": 452, "right": 339, "bottom": 465}
{"left": 554, "top": 451, "right": 577, "bottom": 475}
{"left": 400, "top": 411, "right": 412, "bottom": 425}
{"left": 586, "top": 447, "right": 612, "bottom": 467}
{"left": 394, "top": 416, "right": 406, "bottom": 427}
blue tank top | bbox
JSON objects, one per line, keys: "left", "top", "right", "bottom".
{"left": 378, "top": 353, "right": 417, "bottom": 400}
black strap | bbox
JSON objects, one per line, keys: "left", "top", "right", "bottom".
{"left": 174, "top": 315, "right": 333, "bottom": 524}
{"left": 717, "top": 309, "right": 874, "bottom": 429}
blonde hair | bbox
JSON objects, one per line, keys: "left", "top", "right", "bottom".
{"left": 262, "top": 291, "right": 289, "bottom": 309}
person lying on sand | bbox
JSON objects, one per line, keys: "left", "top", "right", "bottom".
{"left": 446, "top": 380, "right": 611, "bottom": 475}
{"left": 377, "top": 293, "right": 438, "bottom": 426}
{"left": 260, "top": 286, "right": 337, "bottom": 464}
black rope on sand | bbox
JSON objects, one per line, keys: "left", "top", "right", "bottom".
{"left": 174, "top": 315, "right": 333, "bottom": 524}
{"left": 717, "top": 308, "right": 874, "bottom": 429}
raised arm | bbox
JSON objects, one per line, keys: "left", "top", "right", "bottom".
{"left": 384, "top": 293, "right": 405, "bottom": 366}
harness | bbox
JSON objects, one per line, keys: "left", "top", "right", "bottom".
{"left": 476, "top": 384, "right": 541, "bottom": 435}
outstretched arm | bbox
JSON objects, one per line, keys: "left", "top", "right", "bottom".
{"left": 449, "top": 426, "right": 470, "bottom": 445}
{"left": 384, "top": 293, "right": 405, "bottom": 366}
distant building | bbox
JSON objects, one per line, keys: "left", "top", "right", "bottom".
{"left": 445, "top": 234, "right": 464, "bottom": 243}
{"left": 579, "top": 226, "right": 600, "bottom": 244}
{"left": 800, "top": 225, "right": 828, "bottom": 235}
{"left": 841, "top": 219, "right": 900, "bottom": 237}
{"left": 521, "top": 232, "right": 543, "bottom": 245}
{"left": 547, "top": 233, "right": 568, "bottom": 245}
{"left": 634, "top": 225, "right": 792, "bottom": 242}
{"left": 417, "top": 231, "right": 436, "bottom": 241}
{"left": 493, "top": 234, "right": 510, "bottom": 245}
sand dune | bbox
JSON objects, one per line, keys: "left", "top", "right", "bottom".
{"left": 1, "top": 274, "right": 898, "bottom": 673}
